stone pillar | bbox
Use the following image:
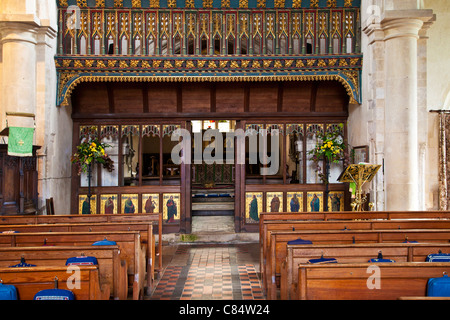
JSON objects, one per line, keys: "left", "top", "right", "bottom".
{"left": 381, "top": 11, "right": 434, "bottom": 210}
{"left": 0, "top": 21, "right": 38, "bottom": 129}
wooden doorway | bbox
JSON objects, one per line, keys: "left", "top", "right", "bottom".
{"left": 190, "top": 120, "right": 237, "bottom": 232}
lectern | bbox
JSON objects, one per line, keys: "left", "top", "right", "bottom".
{"left": 338, "top": 163, "right": 381, "bottom": 211}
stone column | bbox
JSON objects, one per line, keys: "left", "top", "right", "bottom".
{"left": 0, "top": 21, "right": 38, "bottom": 129}
{"left": 381, "top": 11, "right": 433, "bottom": 210}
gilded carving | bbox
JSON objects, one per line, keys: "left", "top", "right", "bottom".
{"left": 221, "top": 0, "right": 230, "bottom": 7}
{"left": 56, "top": 71, "right": 360, "bottom": 107}
{"left": 263, "top": 60, "right": 272, "bottom": 68}
{"left": 317, "top": 59, "right": 326, "bottom": 67}
{"left": 350, "top": 58, "right": 359, "bottom": 65}
{"left": 132, "top": 0, "right": 142, "bottom": 7}
{"left": 327, "top": 0, "right": 337, "bottom": 8}
{"left": 149, "top": 0, "right": 160, "bottom": 8}
{"left": 274, "top": 0, "right": 285, "bottom": 8}
{"left": 292, "top": 0, "right": 301, "bottom": 8}
{"left": 96, "top": 60, "right": 106, "bottom": 68}
{"left": 229, "top": 61, "right": 238, "bottom": 68}
{"left": 74, "top": 60, "right": 84, "bottom": 68}
{"left": 252, "top": 61, "right": 261, "bottom": 68}
{"left": 284, "top": 60, "right": 293, "bottom": 68}
{"left": 239, "top": 0, "right": 248, "bottom": 8}
{"left": 163, "top": 61, "right": 172, "bottom": 68}
{"left": 203, "top": 0, "right": 213, "bottom": 7}
{"left": 307, "top": 59, "right": 315, "bottom": 67}
{"left": 77, "top": 0, "right": 88, "bottom": 8}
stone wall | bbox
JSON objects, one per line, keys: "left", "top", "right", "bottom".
{"left": 350, "top": 0, "right": 436, "bottom": 210}
{"left": 0, "top": 0, "right": 73, "bottom": 214}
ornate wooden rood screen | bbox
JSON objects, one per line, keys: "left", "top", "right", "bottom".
{"left": 57, "top": 0, "right": 362, "bottom": 234}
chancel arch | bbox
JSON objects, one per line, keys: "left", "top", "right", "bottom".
{"left": 55, "top": 0, "right": 362, "bottom": 234}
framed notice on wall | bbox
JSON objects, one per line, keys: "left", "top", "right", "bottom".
{"left": 352, "top": 145, "right": 369, "bottom": 164}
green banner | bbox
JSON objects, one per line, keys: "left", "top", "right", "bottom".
{"left": 7, "top": 126, "right": 34, "bottom": 157}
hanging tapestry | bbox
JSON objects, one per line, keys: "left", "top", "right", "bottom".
{"left": 439, "top": 113, "right": 450, "bottom": 210}
{"left": 7, "top": 127, "right": 34, "bottom": 157}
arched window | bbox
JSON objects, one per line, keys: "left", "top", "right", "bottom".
{"left": 253, "top": 35, "right": 261, "bottom": 54}
{"left": 214, "top": 35, "right": 221, "bottom": 54}
{"left": 174, "top": 35, "right": 181, "bottom": 54}
{"left": 279, "top": 35, "right": 287, "bottom": 54}
{"left": 148, "top": 37, "right": 155, "bottom": 55}
{"left": 79, "top": 35, "right": 87, "bottom": 54}
{"left": 201, "top": 36, "right": 208, "bottom": 55}
{"left": 227, "top": 36, "right": 235, "bottom": 55}
{"left": 240, "top": 36, "right": 248, "bottom": 55}
{"left": 120, "top": 35, "right": 128, "bottom": 55}
{"left": 134, "top": 37, "right": 141, "bottom": 55}
{"left": 266, "top": 35, "right": 274, "bottom": 54}
{"left": 188, "top": 35, "right": 195, "bottom": 55}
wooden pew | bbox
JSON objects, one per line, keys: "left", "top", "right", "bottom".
{"left": 0, "top": 265, "right": 108, "bottom": 300}
{"left": 0, "top": 213, "right": 163, "bottom": 276}
{"left": 296, "top": 262, "right": 450, "bottom": 300}
{"left": 0, "top": 231, "right": 146, "bottom": 300}
{"left": 259, "top": 211, "right": 450, "bottom": 275}
{"left": 265, "top": 229, "right": 450, "bottom": 299}
{"left": 0, "top": 246, "right": 127, "bottom": 300}
{"left": 0, "top": 221, "right": 156, "bottom": 293}
{"left": 259, "top": 210, "right": 450, "bottom": 229}
{"left": 281, "top": 242, "right": 450, "bottom": 300}
{"left": 260, "top": 219, "right": 450, "bottom": 276}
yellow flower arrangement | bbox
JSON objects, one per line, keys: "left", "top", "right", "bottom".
{"left": 71, "top": 139, "right": 114, "bottom": 175}
{"left": 308, "top": 123, "right": 346, "bottom": 184}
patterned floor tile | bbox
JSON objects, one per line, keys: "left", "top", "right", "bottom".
{"left": 149, "top": 243, "right": 264, "bottom": 300}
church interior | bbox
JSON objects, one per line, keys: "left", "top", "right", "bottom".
{"left": 0, "top": 0, "right": 449, "bottom": 304}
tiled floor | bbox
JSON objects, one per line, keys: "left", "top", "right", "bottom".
{"left": 149, "top": 243, "right": 264, "bottom": 300}
{"left": 191, "top": 216, "right": 235, "bottom": 233}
